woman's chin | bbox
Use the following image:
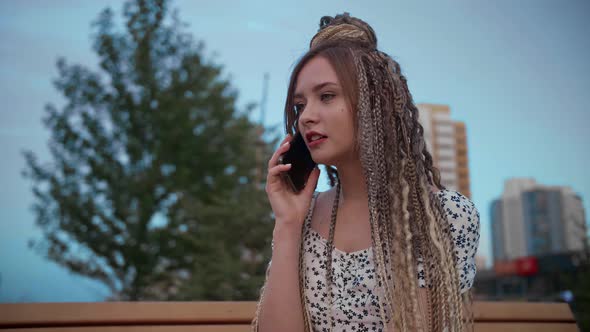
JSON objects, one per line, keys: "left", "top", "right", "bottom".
{"left": 310, "top": 155, "right": 327, "bottom": 165}
{"left": 310, "top": 153, "right": 338, "bottom": 167}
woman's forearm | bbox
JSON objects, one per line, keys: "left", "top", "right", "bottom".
{"left": 258, "top": 224, "right": 306, "bottom": 332}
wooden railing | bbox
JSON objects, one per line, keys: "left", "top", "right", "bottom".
{"left": 0, "top": 301, "right": 579, "bottom": 331}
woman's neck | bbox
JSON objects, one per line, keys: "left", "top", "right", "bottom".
{"left": 333, "top": 159, "right": 368, "bottom": 210}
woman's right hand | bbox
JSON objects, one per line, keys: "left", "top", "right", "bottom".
{"left": 265, "top": 134, "right": 321, "bottom": 230}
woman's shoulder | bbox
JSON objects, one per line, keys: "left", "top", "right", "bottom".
{"left": 434, "top": 189, "right": 480, "bottom": 227}
{"left": 434, "top": 189, "right": 480, "bottom": 293}
{"left": 433, "top": 189, "right": 481, "bottom": 258}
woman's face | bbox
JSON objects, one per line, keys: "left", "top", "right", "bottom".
{"left": 294, "top": 55, "right": 356, "bottom": 166}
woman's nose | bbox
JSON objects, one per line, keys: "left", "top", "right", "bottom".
{"left": 299, "top": 104, "right": 318, "bottom": 127}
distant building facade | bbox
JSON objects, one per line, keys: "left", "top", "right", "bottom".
{"left": 491, "top": 178, "right": 587, "bottom": 262}
{"left": 417, "top": 103, "right": 471, "bottom": 198}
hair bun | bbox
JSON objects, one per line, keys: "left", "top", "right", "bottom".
{"left": 319, "top": 15, "right": 334, "bottom": 29}
{"left": 310, "top": 13, "right": 377, "bottom": 50}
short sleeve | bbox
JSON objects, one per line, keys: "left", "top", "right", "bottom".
{"left": 436, "top": 189, "right": 480, "bottom": 294}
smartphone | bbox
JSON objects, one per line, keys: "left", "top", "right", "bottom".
{"left": 277, "top": 132, "right": 317, "bottom": 193}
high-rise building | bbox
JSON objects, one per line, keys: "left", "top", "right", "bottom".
{"left": 490, "top": 178, "right": 587, "bottom": 262}
{"left": 417, "top": 103, "right": 471, "bottom": 198}
{"left": 561, "top": 188, "right": 587, "bottom": 254}
{"left": 490, "top": 198, "right": 507, "bottom": 261}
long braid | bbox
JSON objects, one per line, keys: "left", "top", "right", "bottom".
{"left": 325, "top": 181, "right": 341, "bottom": 330}
{"left": 420, "top": 187, "right": 447, "bottom": 332}
{"left": 386, "top": 110, "right": 404, "bottom": 332}
{"left": 462, "top": 287, "right": 475, "bottom": 332}
{"left": 363, "top": 52, "right": 397, "bottom": 306}
{"left": 372, "top": 50, "right": 421, "bottom": 331}
{"left": 384, "top": 55, "right": 419, "bottom": 331}
{"left": 429, "top": 189, "right": 464, "bottom": 331}
{"left": 354, "top": 51, "right": 393, "bottom": 331}
{"left": 300, "top": 193, "right": 318, "bottom": 332}
{"left": 378, "top": 55, "right": 406, "bottom": 327}
{"left": 393, "top": 62, "right": 444, "bottom": 191}
{"left": 372, "top": 61, "right": 401, "bottom": 332}
{"left": 381, "top": 55, "right": 468, "bottom": 331}
{"left": 422, "top": 166, "right": 464, "bottom": 331}
{"left": 399, "top": 160, "right": 420, "bottom": 331}
{"left": 398, "top": 87, "right": 446, "bottom": 331}
{"left": 406, "top": 139, "right": 445, "bottom": 332}
{"left": 336, "top": 27, "right": 465, "bottom": 331}
{"left": 393, "top": 54, "right": 467, "bottom": 330}
{"left": 401, "top": 120, "right": 436, "bottom": 332}
{"left": 392, "top": 55, "right": 423, "bottom": 331}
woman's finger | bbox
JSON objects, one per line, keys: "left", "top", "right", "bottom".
{"left": 267, "top": 136, "right": 292, "bottom": 169}
{"left": 266, "top": 164, "right": 292, "bottom": 190}
{"left": 267, "top": 163, "right": 292, "bottom": 178}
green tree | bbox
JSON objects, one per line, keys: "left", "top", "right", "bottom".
{"left": 22, "top": 0, "right": 276, "bottom": 301}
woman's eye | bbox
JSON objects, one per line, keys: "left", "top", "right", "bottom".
{"left": 321, "top": 93, "right": 335, "bottom": 102}
{"left": 294, "top": 103, "right": 305, "bottom": 113}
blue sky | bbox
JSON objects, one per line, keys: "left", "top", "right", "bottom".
{"left": 1, "top": 0, "right": 588, "bottom": 302}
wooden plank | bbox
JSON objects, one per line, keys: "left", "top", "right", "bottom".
{"left": 473, "top": 301, "right": 576, "bottom": 322}
{"left": 0, "top": 323, "right": 579, "bottom": 332}
{"left": 475, "top": 322, "right": 579, "bottom": 332}
{"left": 0, "top": 302, "right": 255, "bottom": 328}
{"left": 0, "top": 301, "right": 576, "bottom": 328}
{"left": 0, "top": 325, "right": 252, "bottom": 332}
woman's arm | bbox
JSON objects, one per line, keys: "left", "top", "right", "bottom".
{"left": 257, "top": 224, "right": 306, "bottom": 332}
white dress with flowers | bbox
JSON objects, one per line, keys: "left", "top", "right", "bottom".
{"left": 268, "top": 189, "right": 480, "bottom": 332}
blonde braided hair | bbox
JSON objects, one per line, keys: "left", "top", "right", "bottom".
{"left": 252, "top": 13, "right": 474, "bottom": 332}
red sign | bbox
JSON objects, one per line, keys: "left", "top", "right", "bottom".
{"left": 516, "top": 256, "right": 538, "bottom": 276}
{"left": 494, "top": 260, "right": 517, "bottom": 276}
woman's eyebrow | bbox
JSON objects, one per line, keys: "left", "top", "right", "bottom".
{"left": 294, "top": 81, "right": 339, "bottom": 99}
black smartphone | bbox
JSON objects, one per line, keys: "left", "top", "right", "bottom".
{"left": 277, "top": 132, "right": 317, "bottom": 193}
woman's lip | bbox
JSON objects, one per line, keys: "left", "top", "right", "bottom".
{"left": 308, "top": 137, "right": 327, "bottom": 148}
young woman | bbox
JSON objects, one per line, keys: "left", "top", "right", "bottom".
{"left": 252, "top": 13, "right": 480, "bottom": 332}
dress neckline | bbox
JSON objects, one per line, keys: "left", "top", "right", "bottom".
{"left": 306, "top": 191, "right": 373, "bottom": 257}
{"left": 307, "top": 226, "right": 374, "bottom": 256}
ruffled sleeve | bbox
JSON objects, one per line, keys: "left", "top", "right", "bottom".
{"left": 436, "top": 189, "right": 481, "bottom": 294}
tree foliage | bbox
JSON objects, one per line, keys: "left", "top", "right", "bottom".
{"left": 22, "top": 0, "right": 276, "bottom": 300}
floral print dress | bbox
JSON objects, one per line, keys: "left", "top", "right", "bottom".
{"left": 296, "top": 189, "right": 480, "bottom": 332}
